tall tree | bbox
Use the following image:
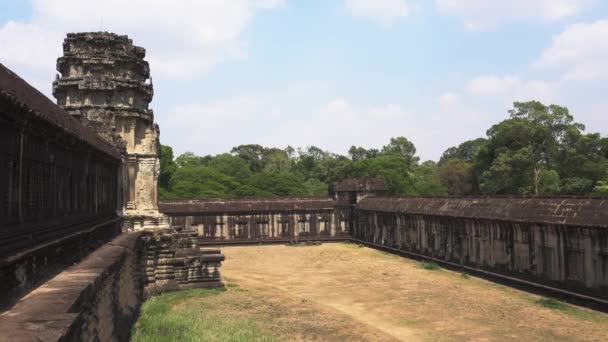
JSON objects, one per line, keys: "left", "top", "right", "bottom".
{"left": 348, "top": 146, "right": 379, "bottom": 161}
{"left": 439, "top": 138, "right": 486, "bottom": 164}
{"left": 411, "top": 161, "right": 448, "bottom": 196}
{"left": 230, "top": 144, "right": 267, "bottom": 172}
{"left": 438, "top": 138, "right": 486, "bottom": 195}
{"left": 381, "top": 136, "right": 420, "bottom": 165}
{"left": 476, "top": 101, "right": 585, "bottom": 196}
{"left": 437, "top": 159, "right": 475, "bottom": 196}
{"left": 159, "top": 145, "right": 177, "bottom": 194}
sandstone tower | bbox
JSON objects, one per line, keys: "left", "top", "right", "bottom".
{"left": 53, "top": 32, "right": 168, "bottom": 230}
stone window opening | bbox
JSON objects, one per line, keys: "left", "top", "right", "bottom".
{"left": 566, "top": 249, "right": 585, "bottom": 282}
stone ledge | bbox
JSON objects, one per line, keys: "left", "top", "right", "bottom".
{"left": 0, "top": 232, "right": 143, "bottom": 342}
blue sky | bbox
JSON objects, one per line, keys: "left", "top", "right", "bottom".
{"left": 1, "top": 0, "right": 607, "bottom": 161}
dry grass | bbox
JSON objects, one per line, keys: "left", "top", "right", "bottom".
{"left": 219, "top": 243, "right": 608, "bottom": 342}
{"left": 132, "top": 243, "right": 608, "bottom": 341}
{"left": 131, "top": 280, "right": 393, "bottom": 341}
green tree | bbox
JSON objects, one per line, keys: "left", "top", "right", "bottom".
{"left": 230, "top": 144, "right": 267, "bottom": 172}
{"left": 411, "top": 161, "right": 448, "bottom": 196}
{"left": 592, "top": 180, "right": 608, "bottom": 196}
{"left": 262, "top": 150, "right": 292, "bottom": 174}
{"left": 476, "top": 101, "right": 584, "bottom": 196}
{"left": 207, "top": 153, "right": 252, "bottom": 181}
{"left": 539, "top": 169, "right": 561, "bottom": 195}
{"left": 352, "top": 154, "right": 415, "bottom": 195}
{"left": 159, "top": 145, "right": 177, "bottom": 195}
{"left": 556, "top": 131, "right": 607, "bottom": 194}
{"left": 242, "top": 172, "right": 307, "bottom": 197}
{"left": 479, "top": 148, "right": 534, "bottom": 195}
{"left": 382, "top": 136, "right": 420, "bottom": 165}
{"left": 169, "top": 165, "right": 241, "bottom": 198}
{"left": 348, "top": 146, "right": 379, "bottom": 161}
{"left": 437, "top": 159, "right": 475, "bottom": 196}
{"left": 439, "top": 138, "right": 486, "bottom": 164}
{"left": 438, "top": 138, "right": 486, "bottom": 195}
{"left": 175, "top": 152, "right": 209, "bottom": 168}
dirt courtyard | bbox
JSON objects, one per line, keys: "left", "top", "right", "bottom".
{"left": 220, "top": 243, "right": 608, "bottom": 342}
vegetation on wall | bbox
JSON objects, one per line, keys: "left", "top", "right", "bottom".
{"left": 160, "top": 101, "right": 607, "bottom": 199}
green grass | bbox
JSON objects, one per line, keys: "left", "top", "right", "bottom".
{"left": 131, "top": 288, "right": 278, "bottom": 342}
{"left": 342, "top": 241, "right": 365, "bottom": 248}
{"left": 536, "top": 297, "right": 569, "bottom": 311}
{"left": 533, "top": 296, "right": 608, "bottom": 323}
{"left": 420, "top": 261, "right": 441, "bottom": 271}
{"left": 460, "top": 272, "right": 470, "bottom": 279}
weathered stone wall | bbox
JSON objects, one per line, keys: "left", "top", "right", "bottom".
{"left": 141, "top": 229, "right": 224, "bottom": 296}
{"left": 0, "top": 230, "right": 225, "bottom": 342}
{"left": 354, "top": 197, "right": 608, "bottom": 300}
{"left": 159, "top": 198, "right": 352, "bottom": 243}
{"left": 0, "top": 62, "right": 124, "bottom": 309}
{"left": 0, "top": 232, "right": 145, "bottom": 342}
{"left": 53, "top": 32, "right": 168, "bottom": 231}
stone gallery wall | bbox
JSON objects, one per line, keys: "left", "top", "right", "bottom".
{"left": 354, "top": 197, "right": 608, "bottom": 300}
{"left": 0, "top": 62, "right": 123, "bottom": 309}
{"left": 0, "top": 232, "right": 145, "bottom": 342}
{"left": 0, "top": 230, "right": 225, "bottom": 342}
{"left": 159, "top": 198, "right": 353, "bottom": 243}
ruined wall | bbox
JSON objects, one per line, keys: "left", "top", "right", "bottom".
{"left": 0, "top": 232, "right": 144, "bottom": 342}
{"left": 53, "top": 32, "right": 168, "bottom": 230}
{"left": 141, "top": 229, "right": 224, "bottom": 296}
{"left": 354, "top": 197, "right": 608, "bottom": 300}
{"left": 0, "top": 62, "right": 123, "bottom": 309}
{"left": 0, "top": 230, "right": 225, "bottom": 342}
{"left": 159, "top": 198, "right": 352, "bottom": 243}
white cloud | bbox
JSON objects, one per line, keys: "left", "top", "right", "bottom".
{"left": 345, "top": 0, "right": 409, "bottom": 27}
{"left": 466, "top": 75, "right": 521, "bottom": 96}
{"left": 536, "top": 19, "right": 608, "bottom": 81}
{"left": 164, "top": 91, "right": 418, "bottom": 157}
{"left": 277, "top": 99, "right": 413, "bottom": 150}
{"left": 437, "top": 92, "right": 460, "bottom": 106}
{"left": 162, "top": 83, "right": 496, "bottom": 162}
{"left": 0, "top": 0, "right": 284, "bottom": 93}
{"left": 465, "top": 75, "right": 554, "bottom": 103}
{"left": 0, "top": 21, "right": 63, "bottom": 72}
{"left": 436, "top": 0, "right": 593, "bottom": 30}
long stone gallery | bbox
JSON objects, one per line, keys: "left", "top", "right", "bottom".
{"left": 0, "top": 32, "right": 607, "bottom": 341}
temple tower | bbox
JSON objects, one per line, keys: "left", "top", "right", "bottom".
{"left": 53, "top": 32, "right": 168, "bottom": 230}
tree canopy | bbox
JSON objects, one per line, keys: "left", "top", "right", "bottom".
{"left": 159, "top": 101, "right": 606, "bottom": 199}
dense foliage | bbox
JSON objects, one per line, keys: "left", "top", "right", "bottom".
{"left": 160, "top": 101, "right": 607, "bottom": 199}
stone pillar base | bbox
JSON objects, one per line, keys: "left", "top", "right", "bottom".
{"left": 122, "top": 213, "right": 170, "bottom": 231}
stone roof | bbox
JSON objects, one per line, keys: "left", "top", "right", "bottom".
{"left": 0, "top": 63, "right": 122, "bottom": 160}
{"left": 159, "top": 198, "right": 336, "bottom": 215}
{"left": 357, "top": 197, "right": 608, "bottom": 228}
{"left": 61, "top": 31, "right": 147, "bottom": 60}
{"left": 333, "top": 177, "right": 386, "bottom": 192}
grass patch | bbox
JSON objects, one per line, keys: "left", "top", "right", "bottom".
{"left": 341, "top": 241, "right": 365, "bottom": 249}
{"left": 536, "top": 297, "right": 568, "bottom": 311}
{"left": 460, "top": 272, "right": 470, "bottom": 279}
{"left": 226, "top": 283, "right": 248, "bottom": 292}
{"left": 420, "top": 261, "right": 441, "bottom": 271}
{"left": 131, "top": 288, "right": 277, "bottom": 342}
{"left": 532, "top": 296, "right": 608, "bottom": 323}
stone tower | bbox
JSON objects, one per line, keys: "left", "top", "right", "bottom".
{"left": 53, "top": 32, "right": 168, "bottom": 230}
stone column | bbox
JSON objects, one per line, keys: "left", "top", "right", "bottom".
{"left": 53, "top": 32, "right": 168, "bottom": 230}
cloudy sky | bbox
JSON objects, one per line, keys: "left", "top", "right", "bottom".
{"left": 1, "top": 0, "right": 607, "bottom": 161}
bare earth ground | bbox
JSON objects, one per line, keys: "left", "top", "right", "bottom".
{"left": 218, "top": 243, "right": 608, "bottom": 342}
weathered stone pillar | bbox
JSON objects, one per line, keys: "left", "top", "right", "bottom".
{"left": 53, "top": 32, "right": 169, "bottom": 230}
